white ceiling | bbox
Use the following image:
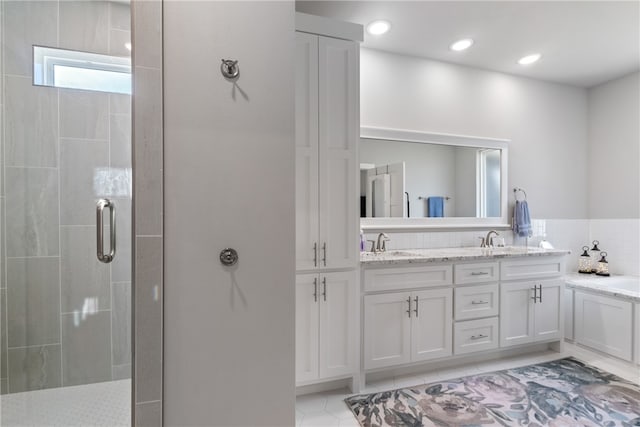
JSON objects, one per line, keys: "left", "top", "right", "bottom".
{"left": 296, "top": 1, "right": 640, "bottom": 87}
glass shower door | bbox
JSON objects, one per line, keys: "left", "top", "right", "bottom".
{"left": 0, "top": 1, "right": 133, "bottom": 425}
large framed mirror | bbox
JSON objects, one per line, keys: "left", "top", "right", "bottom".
{"left": 360, "top": 127, "right": 510, "bottom": 231}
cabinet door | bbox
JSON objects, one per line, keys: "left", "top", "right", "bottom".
{"left": 318, "top": 36, "right": 359, "bottom": 270}
{"left": 575, "top": 291, "right": 632, "bottom": 361}
{"left": 411, "top": 288, "right": 453, "bottom": 363}
{"left": 319, "top": 271, "right": 357, "bottom": 378}
{"left": 364, "top": 292, "right": 411, "bottom": 370}
{"left": 296, "top": 274, "right": 319, "bottom": 383}
{"left": 534, "top": 280, "right": 563, "bottom": 342}
{"left": 295, "top": 32, "right": 320, "bottom": 271}
{"left": 500, "top": 282, "right": 535, "bottom": 347}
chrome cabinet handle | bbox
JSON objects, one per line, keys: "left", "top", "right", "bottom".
{"left": 313, "top": 242, "right": 317, "bottom": 267}
{"left": 538, "top": 284, "right": 543, "bottom": 303}
{"left": 413, "top": 296, "right": 419, "bottom": 317}
{"left": 531, "top": 285, "right": 538, "bottom": 303}
{"left": 322, "top": 243, "right": 327, "bottom": 267}
{"left": 313, "top": 277, "right": 318, "bottom": 302}
{"left": 406, "top": 296, "right": 412, "bottom": 318}
{"left": 470, "top": 334, "right": 488, "bottom": 340}
{"left": 322, "top": 277, "right": 327, "bottom": 302}
{"left": 96, "top": 199, "right": 116, "bottom": 263}
{"left": 471, "top": 300, "right": 489, "bottom": 305}
{"left": 471, "top": 271, "right": 489, "bottom": 276}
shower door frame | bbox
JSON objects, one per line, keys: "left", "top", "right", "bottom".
{"left": 131, "top": 0, "right": 165, "bottom": 424}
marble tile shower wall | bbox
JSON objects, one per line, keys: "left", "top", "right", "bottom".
{"left": 0, "top": 1, "right": 132, "bottom": 394}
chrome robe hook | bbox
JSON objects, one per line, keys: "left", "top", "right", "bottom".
{"left": 221, "top": 59, "right": 239, "bottom": 79}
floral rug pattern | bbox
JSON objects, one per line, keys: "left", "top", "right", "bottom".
{"left": 345, "top": 358, "right": 640, "bottom": 426}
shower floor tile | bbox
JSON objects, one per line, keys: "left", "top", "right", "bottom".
{"left": 1, "top": 379, "right": 130, "bottom": 426}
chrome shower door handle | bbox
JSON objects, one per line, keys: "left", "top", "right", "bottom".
{"left": 96, "top": 199, "right": 116, "bottom": 263}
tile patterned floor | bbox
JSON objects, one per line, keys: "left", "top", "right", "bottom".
{"left": 0, "top": 343, "right": 636, "bottom": 426}
{"left": 295, "top": 342, "right": 640, "bottom": 427}
{"left": 0, "top": 379, "right": 131, "bottom": 426}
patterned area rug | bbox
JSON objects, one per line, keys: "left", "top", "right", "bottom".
{"left": 345, "top": 358, "right": 640, "bottom": 426}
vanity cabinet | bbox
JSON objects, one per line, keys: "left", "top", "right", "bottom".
{"left": 296, "top": 271, "right": 357, "bottom": 383}
{"left": 364, "top": 288, "right": 452, "bottom": 370}
{"left": 295, "top": 31, "right": 359, "bottom": 271}
{"left": 361, "top": 253, "right": 566, "bottom": 384}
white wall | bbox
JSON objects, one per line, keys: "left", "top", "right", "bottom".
{"left": 588, "top": 71, "right": 640, "bottom": 219}
{"left": 361, "top": 48, "right": 589, "bottom": 220}
{"left": 163, "top": 2, "right": 295, "bottom": 425}
{"left": 587, "top": 71, "right": 640, "bottom": 275}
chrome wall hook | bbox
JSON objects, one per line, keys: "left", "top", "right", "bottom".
{"left": 221, "top": 59, "right": 239, "bottom": 79}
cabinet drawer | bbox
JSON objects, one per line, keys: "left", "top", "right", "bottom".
{"left": 454, "top": 317, "right": 499, "bottom": 355}
{"left": 454, "top": 262, "right": 499, "bottom": 285}
{"left": 454, "top": 284, "right": 499, "bottom": 320}
{"left": 500, "top": 257, "right": 564, "bottom": 281}
{"left": 364, "top": 264, "right": 452, "bottom": 292}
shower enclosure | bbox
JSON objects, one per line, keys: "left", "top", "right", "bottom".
{"left": 0, "top": 1, "right": 133, "bottom": 425}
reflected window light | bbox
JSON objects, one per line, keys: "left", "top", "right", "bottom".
{"left": 94, "top": 167, "right": 132, "bottom": 198}
{"left": 72, "top": 297, "right": 100, "bottom": 327}
{"left": 53, "top": 64, "right": 131, "bottom": 94}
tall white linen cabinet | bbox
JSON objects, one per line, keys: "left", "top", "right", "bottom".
{"left": 294, "top": 13, "right": 362, "bottom": 391}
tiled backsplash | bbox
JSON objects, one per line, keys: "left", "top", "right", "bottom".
{"left": 364, "top": 218, "right": 639, "bottom": 276}
{"left": 589, "top": 219, "right": 640, "bottom": 276}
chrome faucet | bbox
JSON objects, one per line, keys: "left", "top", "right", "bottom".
{"left": 484, "top": 230, "right": 500, "bottom": 248}
{"left": 375, "top": 233, "right": 390, "bottom": 253}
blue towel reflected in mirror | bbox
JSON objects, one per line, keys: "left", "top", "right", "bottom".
{"left": 427, "top": 197, "right": 444, "bottom": 217}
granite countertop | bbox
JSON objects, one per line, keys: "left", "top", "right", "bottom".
{"left": 360, "top": 246, "right": 571, "bottom": 266}
{"left": 564, "top": 272, "right": 640, "bottom": 302}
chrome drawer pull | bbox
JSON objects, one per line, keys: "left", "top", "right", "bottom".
{"left": 470, "top": 334, "right": 488, "bottom": 340}
{"left": 313, "top": 242, "right": 317, "bottom": 267}
{"left": 471, "top": 300, "right": 489, "bottom": 305}
{"left": 313, "top": 278, "right": 318, "bottom": 302}
{"left": 406, "top": 296, "right": 412, "bottom": 318}
{"left": 470, "top": 271, "right": 489, "bottom": 276}
{"left": 322, "top": 242, "right": 327, "bottom": 267}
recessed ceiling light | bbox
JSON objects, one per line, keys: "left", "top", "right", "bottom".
{"left": 125, "top": 42, "right": 132, "bottom": 51}
{"left": 367, "top": 20, "right": 391, "bottom": 36}
{"left": 450, "top": 39, "right": 474, "bottom": 51}
{"left": 518, "top": 53, "right": 541, "bottom": 65}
